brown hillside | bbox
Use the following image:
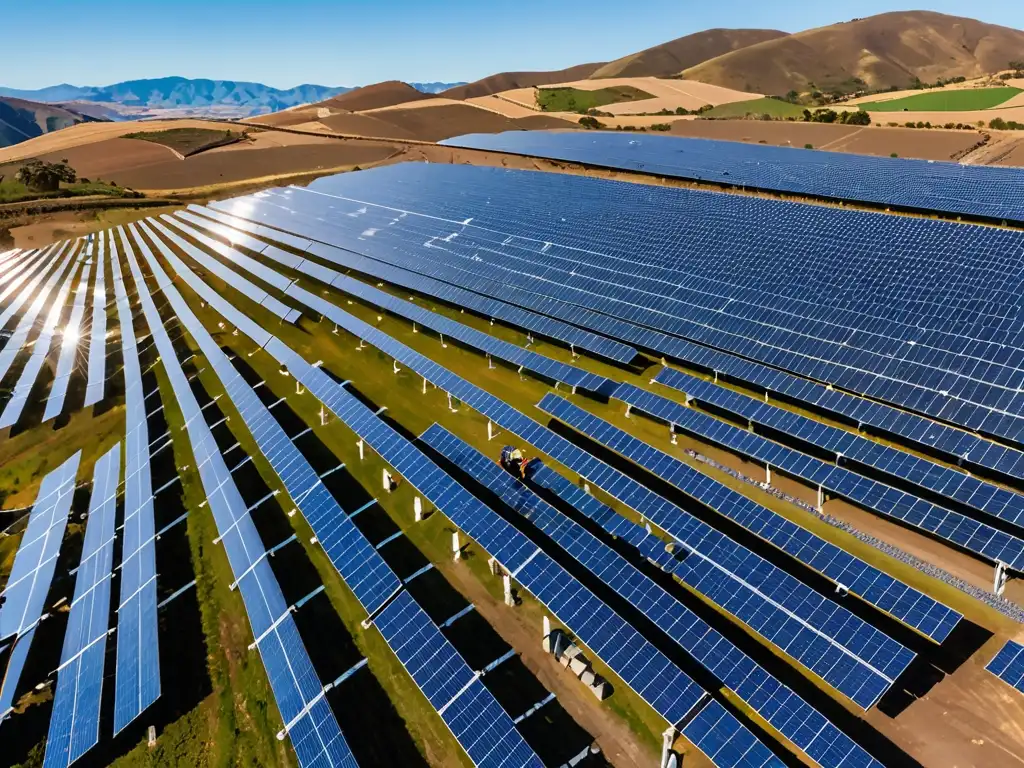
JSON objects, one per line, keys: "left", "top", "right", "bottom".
{"left": 0, "top": 97, "right": 92, "bottom": 148}
{"left": 442, "top": 63, "right": 605, "bottom": 100}
{"left": 682, "top": 11, "right": 1024, "bottom": 95}
{"left": 360, "top": 103, "right": 573, "bottom": 142}
{"left": 590, "top": 28, "right": 788, "bottom": 79}
{"left": 320, "top": 81, "right": 430, "bottom": 112}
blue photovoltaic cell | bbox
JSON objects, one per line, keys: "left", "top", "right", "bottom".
{"left": 610, "top": 386, "right": 962, "bottom": 642}
{"left": 44, "top": 442, "right": 120, "bottom": 768}
{"left": 83, "top": 234, "right": 108, "bottom": 407}
{"left": 196, "top": 201, "right": 637, "bottom": 364}
{"left": 274, "top": 281, "right": 911, "bottom": 708}
{"left": 134, "top": 231, "right": 403, "bottom": 617}
{"left": 986, "top": 640, "right": 1024, "bottom": 694}
{"left": 654, "top": 368, "right": 1024, "bottom": 533}
{"left": 44, "top": 258, "right": 94, "bottom": 422}
{"left": 161, "top": 212, "right": 616, "bottom": 396}
{"left": 121, "top": 226, "right": 358, "bottom": 768}
{"left": 682, "top": 699, "right": 784, "bottom": 768}
{"left": 441, "top": 130, "right": 1024, "bottom": 224}
{"left": 375, "top": 592, "right": 543, "bottom": 768}
{"left": 0, "top": 452, "right": 81, "bottom": 718}
{"left": 135, "top": 219, "right": 302, "bottom": 324}
{"left": 245, "top": 164, "right": 1024, "bottom": 444}
{"left": 422, "top": 425, "right": 881, "bottom": 768}
{"left": 268, "top": 339, "right": 709, "bottom": 729}
{"left": 615, "top": 380, "right": 1024, "bottom": 572}
{"left": 110, "top": 228, "right": 161, "bottom": 735}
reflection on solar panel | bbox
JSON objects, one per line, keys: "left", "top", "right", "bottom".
{"left": 162, "top": 213, "right": 616, "bottom": 395}
{"left": 376, "top": 592, "right": 543, "bottom": 768}
{"left": 609, "top": 384, "right": 963, "bottom": 641}
{"left": 270, "top": 342, "right": 716, "bottom": 731}
{"left": 0, "top": 249, "right": 39, "bottom": 288}
{"left": 257, "top": 163, "right": 1024, "bottom": 443}
{"left": 43, "top": 259, "right": 94, "bottom": 421}
{"left": 0, "top": 247, "right": 21, "bottom": 270}
{"left": 654, "top": 368, "right": 1024, "bottom": 532}
{"left": 133, "top": 234, "right": 403, "bottom": 617}
{"left": 987, "top": 640, "right": 1024, "bottom": 694}
{"left": 615, "top": 380, "right": 1024, "bottom": 572}
{"left": 83, "top": 235, "right": 108, "bottom": 407}
{"left": 121, "top": 227, "right": 358, "bottom": 767}
{"left": 110, "top": 229, "right": 161, "bottom": 735}
{"left": 135, "top": 219, "right": 301, "bottom": 324}
{"left": 0, "top": 242, "right": 77, "bottom": 381}
{"left": 1, "top": 260, "right": 89, "bottom": 429}
{"left": 196, "top": 201, "right": 637, "bottom": 364}
{"left": 441, "top": 131, "right": 1024, "bottom": 224}
{"left": 44, "top": 443, "right": 120, "bottom": 768}
{"left": 0, "top": 452, "right": 81, "bottom": 718}
{"left": 422, "top": 425, "right": 882, "bottom": 768}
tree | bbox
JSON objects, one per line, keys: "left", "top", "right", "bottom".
{"left": 16, "top": 160, "right": 76, "bottom": 192}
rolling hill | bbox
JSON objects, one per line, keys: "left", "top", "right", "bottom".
{"left": 589, "top": 28, "right": 788, "bottom": 79}
{"left": 681, "top": 11, "right": 1024, "bottom": 95}
{"left": 441, "top": 63, "right": 607, "bottom": 100}
{"left": 0, "top": 97, "right": 95, "bottom": 149}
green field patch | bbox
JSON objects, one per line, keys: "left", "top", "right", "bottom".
{"left": 123, "top": 127, "right": 246, "bottom": 156}
{"left": 537, "top": 85, "right": 654, "bottom": 113}
{"left": 701, "top": 98, "right": 807, "bottom": 119}
{"left": 861, "top": 87, "right": 1022, "bottom": 112}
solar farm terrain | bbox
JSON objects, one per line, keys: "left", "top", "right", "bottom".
{"left": 1, "top": 136, "right": 1024, "bottom": 768}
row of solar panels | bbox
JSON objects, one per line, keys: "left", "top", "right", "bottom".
{"left": 440, "top": 131, "right": 1024, "bottom": 227}
{"left": 131, "top": 212, "right": 822, "bottom": 764}
{"left": 245, "top": 164, "right": 1024, "bottom": 446}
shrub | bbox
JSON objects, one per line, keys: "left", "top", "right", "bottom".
{"left": 890, "top": 152, "right": 898, "bottom": 157}
{"left": 578, "top": 116, "right": 605, "bottom": 130}
{"left": 15, "top": 160, "right": 76, "bottom": 191}
{"left": 804, "top": 143, "right": 813, "bottom": 149}
{"left": 650, "top": 123, "right": 671, "bottom": 131}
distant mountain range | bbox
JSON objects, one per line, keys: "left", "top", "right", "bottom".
{"left": 0, "top": 77, "right": 467, "bottom": 116}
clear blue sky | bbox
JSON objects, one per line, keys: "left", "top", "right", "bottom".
{"left": 5, "top": 1, "right": 1024, "bottom": 89}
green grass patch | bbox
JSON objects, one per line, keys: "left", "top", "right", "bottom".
{"left": 861, "top": 87, "right": 1022, "bottom": 112}
{"left": 701, "top": 98, "right": 806, "bottom": 119}
{"left": 537, "top": 86, "right": 654, "bottom": 113}
{"left": 123, "top": 127, "right": 246, "bottom": 156}
{"left": 0, "top": 178, "right": 140, "bottom": 204}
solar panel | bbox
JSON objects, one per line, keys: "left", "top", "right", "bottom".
{"left": 43, "top": 260, "right": 94, "bottom": 422}
{"left": 375, "top": 591, "right": 543, "bottom": 768}
{"left": 121, "top": 227, "right": 358, "bottom": 767}
{"left": 0, "top": 452, "right": 81, "bottom": 718}
{"left": 267, "top": 340, "right": 710, "bottom": 729}
{"left": 135, "top": 219, "right": 301, "bottom": 324}
{"left": 0, "top": 249, "right": 39, "bottom": 288}
{"left": 0, "top": 259, "right": 89, "bottom": 429}
{"left": 133, "top": 233, "right": 403, "bottom": 616}
{"left": 614, "top": 380, "right": 1024, "bottom": 572}
{"left": 421, "top": 425, "right": 883, "bottom": 768}
{"left": 987, "top": 640, "right": 1024, "bottom": 694}
{"left": 0, "top": 247, "right": 21, "bottom": 270}
{"left": 196, "top": 201, "right": 637, "bottom": 364}
{"left": 43, "top": 442, "right": 120, "bottom": 768}
{"left": 163, "top": 213, "right": 616, "bottom": 395}
{"left": 441, "top": 130, "right": 1024, "bottom": 224}
{"left": 0, "top": 242, "right": 77, "bottom": 382}
{"left": 653, "top": 368, "right": 1024, "bottom": 533}
{"left": 267, "top": 163, "right": 1024, "bottom": 443}
{"left": 110, "top": 228, "right": 161, "bottom": 735}
{"left": 83, "top": 234, "right": 108, "bottom": 407}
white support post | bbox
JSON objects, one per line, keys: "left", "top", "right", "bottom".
{"left": 817, "top": 485, "right": 825, "bottom": 512}
{"left": 296, "top": 380, "right": 305, "bottom": 395}
{"left": 670, "top": 425, "right": 677, "bottom": 445}
{"left": 452, "top": 531, "right": 461, "bottom": 562}
{"left": 661, "top": 727, "right": 677, "bottom": 768}
{"left": 447, "top": 393, "right": 458, "bottom": 413}
{"left": 422, "top": 376, "right": 427, "bottom": 394}
{"left": 625, "top": 404, "right": 632, "bottom": 418}
{"left": 995, "top": 561, "right": 1009, "bottom": 596}
{"left": 543, "top": 615, "right": 551, "bottom": 641}
{"left": 487, "top": 421, "right": 496, "bottom": 441}
{"left": 382, "top": 469, "right": 392, "bottom": 492}
{"left": 487, "top": 354, "right": 495, "bottom": 370}
{"left": 414, "top": 496, "right": 423, "bottom": 522}
{"left": 503, "top": 574, "right": 514, "bottom": 607}
{"left": 713, "top": 371, "right": 719, "bottom": 383}
{"left": 356, "top": 339, "right": 366, "bottom": 350}
{"left": 357, "top": 439, "right": 365, "bottom": 461}
{"left": 526, "top": 333, "right": 534, "bottom": 347}
{"left": 332, "top": 323, "right": 338, "bottom": 335}
{"left": 764, "top": 390, "right": 769, "bottom": 403}
{"left": 440, "top": 333, "right": 447, "bottom": 349}
{"left": 765, "top": 464, "right": 771, "bottom": 485}
{"left": 570, "top": 344, "right": 578, "bottom": 361}
{"left": 393, "top": 359, "right": 401, "bottom": 375}
{"left": 583, "top": 482, "right": 591, "bottom": 495}
{"left": 319, "top": 406, "right": 328, "bottom": 427}
{"left": 412, "top": 322, "right": 418, "bottom": 334}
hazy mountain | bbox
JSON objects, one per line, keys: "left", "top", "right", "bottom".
{"left": 0, "top": 97, "right": 95, "bottom": 149}
{"left": 410, "top": 81, "right": 467, "bottom": 94}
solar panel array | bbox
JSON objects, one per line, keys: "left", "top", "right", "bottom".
{"left": 83, "top": 235, "right": 108, "bottom": 407}
{"left": 0, "top": 248, "right": 45, "bottom": 294}
{"left": 422, "top": 424, "right": 883, "bottom": 768}
{"left": 987, "top": 640, "right": 1024, "bottom": 694}
{"left": 0, "top": 452, "right": 81, "bottom": 718}
{"left": 122, "top": 227, "right": 359, "bottom": 768}
{"left": 653, "top": 368, "right": 1024, "bottom": 531}
{"left": 161, "top": 213, "right": 617, "bottom": 395}
{"left": 440, "top": 130, "right": 1024, "bottom": 224}
{"left": 613, "top": 381, "right": 1024, "bottom": 571}
{"left": 232, "top": 164, "right": 1024, "bottom": 444}
{"left": 44, "top": 257, "right": 94, "bottom": 422}
{"left": 110, "top": 228, "right": 162, "bottom": 735}
{"left": 44, "top": 443, "right": 120, "bottom": 768}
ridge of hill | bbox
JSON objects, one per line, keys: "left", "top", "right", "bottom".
{"left": 319, "top": 81, "right": 433, "bottom": 112}
{"left": 590, "top": 28, "right": 788, "bottom": 79}
{"left": 681, "top": 11, "right": 1024, "bottom": 96}
{"left": 0, "top": 97, "right": 95, "bottom": 149}
{"left": 441, "top": 63, "right": 606, "bottom": 100}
